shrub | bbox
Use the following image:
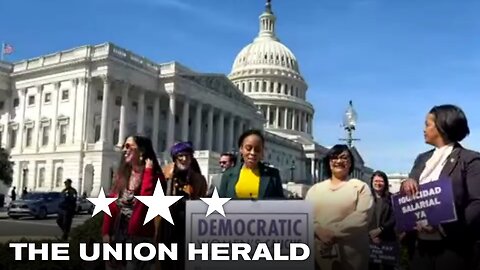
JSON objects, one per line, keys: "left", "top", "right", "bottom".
{"left": 0, "top": 215, "right": 105, "bottom": 270}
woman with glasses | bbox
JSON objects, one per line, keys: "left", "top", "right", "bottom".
{"left": 155, "top": 141, "right": 207, "bottom": 270}
{"left": 102, "top": 135, "right": 165, "bottom": 270}
{"left": 305, "top": 144, "right": 373, "bottom": 270}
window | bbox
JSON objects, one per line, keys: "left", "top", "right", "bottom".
{"left": 94, "top": 124, "right": 100, "bottom": 142}
{"left": 0, "top": 131, "right": 3, "bottom": 146}
{"left": 38, "top": 168, "right": 45, "bottom": 187}
{"left": 147, "top": 106, "right": 153, "bottom": 116}
{"left": 113, "top": 128, "right": 119, "bottom": 144}
{"left": 0, "top": 101, "right": 4, "bottom": 110}
{"left": 97, "top": 90, "right": 103, "bottom": 101}
{"left": 115, "top": 96, "right": 121, "bottom": 106}
{"left": 28, "top": 95, "right": 35, "bottom": 105}
{"left": 44, "top": 93, "right": 51, "bottom": 103}
{"left": 61, "top": 89, "right": 69, "bottom": 100}
{"left": 55, "top": 167, "right": 63, "bottom": 187}
{"left": 13, "top": 98, "right": 19, "bottom": 107}
{"left": 42, "top": 125, "right": 50, "bottom": 146}
{"left": 25, "top": 127, "right": 33, "bottom": 147}
{"left": 132, "top": 102, "right": 138, "bottom": 112}
{"left": 59, "top": 124, "right": 68, "bottom": 144}
{"left": 9, "top": 129, "right": 17, "bottom": 148}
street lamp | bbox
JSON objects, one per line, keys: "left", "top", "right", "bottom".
{"left": 340, "top": 100, "right": 360, "bottom": 148}
{"left": 289, "top": 160, "right": 296, "bottom": 182}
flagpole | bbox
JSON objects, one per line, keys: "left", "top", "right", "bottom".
{"left": 0, "top": 42, "right": 4, "bottom": 61}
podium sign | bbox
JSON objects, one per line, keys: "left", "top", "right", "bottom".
{"left": 185, "top": 200, "right": 315, "bottom": 270}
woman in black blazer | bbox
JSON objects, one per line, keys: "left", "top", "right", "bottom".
{"left": 219, "top": 129, "right": 285, "bottom": 199}
{"left": 401, "top": 104, "right": 480, "bottom": 270}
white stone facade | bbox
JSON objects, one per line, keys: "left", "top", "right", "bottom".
{"left": 0, "top": 1, "right": 376, "bottom": 197}
{"left": 0, "top": 44, "right": 264, "bottom": 196}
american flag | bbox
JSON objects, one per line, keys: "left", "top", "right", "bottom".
{"left": 3, "top": 43, "right": 14, "bottom": 55}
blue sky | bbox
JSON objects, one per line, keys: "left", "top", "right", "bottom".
{"left": 1, "top": 0, "right": 479, "bottom": 173}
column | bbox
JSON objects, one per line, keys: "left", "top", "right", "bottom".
{"left": 70, "top": 79, "right": 79, "bottom": 144}
{"left": 152, "top": 95, "right": 160, "bottom": 152}
{"left": 99, "top": 75, "right": 110, "bottom": 143}
{"left": 52, "top": 83, "right": 60, "bottom": 150}
{"left": 34, "top": 85, "right": 43, "bottom": 151}
{"left": 238, "top": 118, "right": 245, "bottom": 139}
{"left": 309, "top": 114, "right": 313, "bottom": 134}
{"left": 181, "top": 99, "right": 189, "bottom": 141}
{"left": 118, "top": 82, "right": 129, "bottom": 146}
{"left": 166, "top": 93, "right": 176, "bottom": 150}
{"left": 217, "top": 111, "right": 224, "bottom": 152}
{"left": 136, "top": 90, "right": 145, "bottom": 134}
{"left": 266, "top": 105, "right": 271, "bottom": 127}
{"left": 303, "top": 113, "right": 308, "bottom": 133}
{"left": 80, "top": 77, "right": 92, "bottom": 144}
{"left": 291, "top": 109, "right": 296, "bottom": 131}
{"left": 281, "top": 83, "right": 286, "bottom": 95}
{"left": 4, "top": 91, "right": 12, "bottom": 150}
{"left": 275, "top": 106, "right": 280, "bottom": 128}
{"left": 227, "top": 114, "right": 234, "bottom": 151}
{"left": 206, "top": 106, "right": 213, "bottom": 150}
{"left": 311, "top": 158, "right": 316, "bottom": 183}
{"left": 194, "top": 103, "right": 202, "bottom": 149}
{"left": 284, "top": 107, "right": 289, "bottom": 129}
{"left": 266, "top": 80, "right": 271, "bottom": 93}
{"left": 17, "top": 88, "right": 27, "bottom": 152}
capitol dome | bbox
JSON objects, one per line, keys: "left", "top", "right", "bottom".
{"left": 232, "top": 38, "right": 300, "bottom": 73}
{"left": 229, "top": 0, "right": 314, "bottom": 142}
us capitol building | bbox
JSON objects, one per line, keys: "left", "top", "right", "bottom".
{"left": 0, "top": 1, "right": 373, "bottom": 197}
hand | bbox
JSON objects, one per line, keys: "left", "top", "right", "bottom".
{"left": 316, "top": 227, "right": 335, "bottom": 245}
{"left": 369, "top": 228, "right": 382, "bottom": 239}
{"left": 183, "top": 184, "right": 193, "bottom": 195}
{"left": 372, "top": 237, "right": 381, "bottom": 245}
{"left": 145, "top": 158, "right": 153, "bottom": 169}
{"left": 102, "top": 234, "right": 110, "bottom": 243}
{"left": 415, "top": 224, "right": 437, "bottom": 234}
{"left": 401, "top": 178, "right": 419, "bottom": 196}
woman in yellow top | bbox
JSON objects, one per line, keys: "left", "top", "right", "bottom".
{"left": 219, "top": 129, "right": 284, "bottom": 199}
{"left": 305, "top": 144, "right": 373, "bottom": 270}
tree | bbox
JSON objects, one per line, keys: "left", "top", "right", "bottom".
{"left": 0, "top": 148, "right": 14, "bottom": 186}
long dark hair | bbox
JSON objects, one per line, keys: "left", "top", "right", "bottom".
{"left": 370, "top": 170, "right": 390, "bottom": 200}
{"left": 111, "top": 135, "right": 162, "bottom": 194}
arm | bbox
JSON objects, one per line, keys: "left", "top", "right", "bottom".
{"left": 270, "top": 169, "right": 285, "bottom": 199}
{"left": 400, "top": 153, "right": 423, "bottom": 195}
{"left": 219, "top": 172, "right": 229, "bottom": 198}
{"left": 379, "top": 200, "right": 396, "bottom": 239}
{"left": 465, "top": 156, "right": 480, "bottom": 239}
{"left": 140, "top": 167, "right": 156, "bottom": 196}
{"left": 102, "top": 192, "right": 119, "bottom": 237}
{"left": 331, "top": 183, "right": 373, "bottom": 238}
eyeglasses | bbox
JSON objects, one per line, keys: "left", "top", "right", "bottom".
{"left": 219, "top": 161, "right": 227, "bottom": 165}
{"left": 330, "top": 155, "right": 350, "bottom": 161}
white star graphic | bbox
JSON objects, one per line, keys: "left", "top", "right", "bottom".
{"left": 200, "top": 187, "right": 231, "bottom": 217}
{"left": 135, "top": 180, "right": 183, "bottom": 225}
{"left": 87, "top": 187, "right": 117, "bottom": 217}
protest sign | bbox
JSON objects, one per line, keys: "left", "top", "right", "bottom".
{"left": 369, "top": 241, "right": 399, "bottom": 265}
{"left": 185, "top": 200, "right": 314, "bottom": 270}
{"left": 391, "top": 177, "right": 457, "bottom": 231}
